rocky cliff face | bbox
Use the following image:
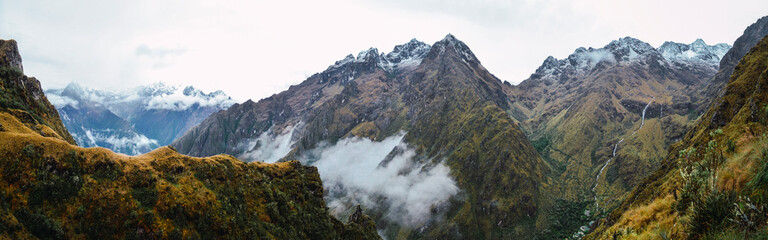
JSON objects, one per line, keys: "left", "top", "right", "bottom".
{"left": 173, "top": 34, "right": 548, "bottom": 239}
{"left": 0, "top": 39, "right": 380, "bottom": 240}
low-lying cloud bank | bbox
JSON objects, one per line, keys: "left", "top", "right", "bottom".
{"left": 47, "top": 94, "right": 80, "bottom": 109}
{"left": 75, "top": 129, "right": 159, "bottom": 155}
{"left": 144, "top": 87, "right": 235, "bottom": 111}
{"left": 45, "top": 82, "right": 236, "bottom": 112}
{"left": 238, "top": 126, "right": 295, "bottom": 163}
{"left": 301, "top": 132, "right": 458, "bottom": 226}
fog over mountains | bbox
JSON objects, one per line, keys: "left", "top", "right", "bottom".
{"left": 45, "top": 82, "right": 235, "bottom": 154}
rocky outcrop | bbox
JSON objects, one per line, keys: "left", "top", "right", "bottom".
{"left": 0, "top": 39, "right": 75, "bottom": 144}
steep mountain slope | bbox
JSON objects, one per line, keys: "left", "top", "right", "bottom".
{"left": 587, "top": 33, "right": 768, "bottom": 240}
{"left": 173, "top": 35, "right": 549, "bottom": 239}
{"left": 45, "top": 83, "right": 234, "bottom": 154}
{"left": 0, "top": 40, "right": 75, "bottom": 145}
{"left": 173, "top": 38, "right": 432, "bottom": 158}
{"left": 699, "top": 16, "right": 768, "bottom": 107}
{"left": 507, "top": 36, "right": 730, "bottom": 228}
{"left": 0, "top": 39, "right": 380, "bottom": 239}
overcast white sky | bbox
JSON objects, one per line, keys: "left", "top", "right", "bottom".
{"left": 1, "top": 0, "right": 766, "bottom": 101}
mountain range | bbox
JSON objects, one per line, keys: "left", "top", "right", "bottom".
{"left": 45, "top": 83, "right": 235, "bottom": 155}
{"left": 168, "top": 26, "right": 745, "bottom": 238}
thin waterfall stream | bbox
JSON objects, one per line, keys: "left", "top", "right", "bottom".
{"left": 575, "top": 97, "right": 656, "bottom": 239}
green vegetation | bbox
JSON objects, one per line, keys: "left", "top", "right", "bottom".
{"left": 689, "top": 190, "right": 735, "bottom": 237}
{"left": 0, "top": 139, "right": 379, "bottom": 239}
{"left": 14, "top": 207, "right": 65, "bottom": 240}
{"left": 541, "top": 199, "right": 593, "bottom": 239}
{"left": 532, "top": 136, "right": 550, "bottom": 153}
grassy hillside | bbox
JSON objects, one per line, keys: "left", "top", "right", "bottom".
{"left": 587, "top": 34, "right": 768, "bottom": 239}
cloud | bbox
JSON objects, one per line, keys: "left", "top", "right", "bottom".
{"left": 82, "top": 129, "right": 158, "bottom": 155}
{"left": 583, "top": 49, "right": 617, "bottom": 68}
{"left": 135, "top": 44, "right": 187, "bottom": 69}
{"left": 301, "top": 132, "right": 459, "bottom": 226}
{"left": 238, "top": 125, "right": 295, "bottom": 163}
{"left": 135, "top": 44, "right": 186, "bottom": 58}
{"left": 46, "top": 82, "right": 235, "bottom": 112}
{"left": 46, "top": 94, "right": 79, "bottom": 108}
{"left": 144, "top": 89, "right": 236, "bottom": 111}
{"left": 103, "top": 133, "right": 158, "bottom": 152}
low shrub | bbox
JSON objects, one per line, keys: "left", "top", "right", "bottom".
{"left": 689, "top": 190, "right": 735, "bottom": 238}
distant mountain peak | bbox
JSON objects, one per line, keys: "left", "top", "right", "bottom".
{"left": 605, "top": 36, "right": 656, "bottom": 60}
{"left": 382, "top": 39, "right": 429, "bottom": 63}
{"left": 442, "top": 33, "right": 458, "bottom": 42}
{"left": 429, "top": 33, "right": 479, "bottom": 63}
{"left": 531, "top": 36, "right": 732, "bottom": 81}
{"left": 61, "top": 82, "right": 86, "bottom": 98}
{"left": 47, "top": 82, "right": 235, "bottom": 112}
{"left": 328, "top": 38, "right": 432, "bottom": 73}
{"left": 356, "top": 47, "right": 380, "bottom": 63}
{"left": 658, "top": 39, "right": 730, "bottom": 67}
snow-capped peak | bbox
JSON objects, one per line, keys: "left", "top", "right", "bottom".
{"left": 658, "top": 39, "right": 731, "bottom": 67}
{"left": 328, "top": 38, "right": 432, "bottom": 72}
{"left": 356, "top": 47, "right": 380, "bottom": 63}
{"left": 605, "top": 37, "right": 656, "bottom": 61}
{"left": 432, "top": 33, "right": 479, "bottom": 63}
{"left": 532, "top": 37, "right": 662, "bottom": 81}
{"left": 45, "top": 82, "right": 235, "bottom": 113}
{"left": 137, "top": 82, "right": 177, "bottom": 97}
{"left": 333, "top": 54, "right": 355, "bottom": 67}
{"left": 379, "top": 38, "right": 431, "bottom": 71}
{"left": 530, "top": 36, "right": 733, "bottom": 84}
{"left": 382, "top": 38, "right": 430, "bottom": 64}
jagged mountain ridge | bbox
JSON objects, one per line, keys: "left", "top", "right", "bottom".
{"left": 173, "top": 34, "right": 548, "bottom": 239}
{"left": 45, "top": 82, "right": 235, "bottom": 154}
{"left": 0, "top": 38, "right": 380, "bottom": 239}
{"left": 526, "top": 37, "right": 729, "bottom": 89}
